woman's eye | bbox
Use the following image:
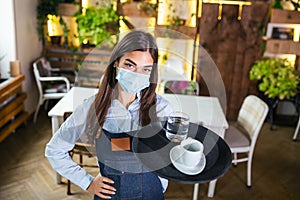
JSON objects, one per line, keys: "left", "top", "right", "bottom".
{"left": 124, "top": 63, "right": 135, "bottom": 69}
{"left": 144, "top": 68, "right": 152, "bottom": 72}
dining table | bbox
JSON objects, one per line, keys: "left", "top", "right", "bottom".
{"left": 48, "top": 87, "right": 230, "bottom": 198}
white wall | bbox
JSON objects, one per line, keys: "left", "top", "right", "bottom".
{"left": 0, "top": 0, "right": 42, "bottom": 115}
{"left": 0, "top": 0, "right": 17, "bottom": 78}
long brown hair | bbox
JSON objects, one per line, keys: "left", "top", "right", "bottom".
{"left": 87, "top": 30, "right": 159, "bottom": 141}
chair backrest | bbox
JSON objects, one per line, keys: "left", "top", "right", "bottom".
{"left": 33, "top": 58, "right": 46, "bottom": 97}
{"left": 237, "top": 95, "right": 269, "bottom": 143}
{"left": 34, "top": 57, "right": 52, "bottom": 76}
{"left": 162, "top": 80, "right": 199, "bottom": 96}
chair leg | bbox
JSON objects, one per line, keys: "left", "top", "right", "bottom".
{"left": 33, "top": 103, "right": 41, "bottom": 123}
{"left": 33, "top": 97, "right": 45, "bottom": 123}
{"left": 233, "top": 153, "right": 238, "bottom": 166}
{"left": 67, "top": 180, "right": 71, "bottom": 195}
{"left": 293, "top": 115, "right": 300, "bottom": 141}
{"left": 247, "top": 158, "right": 252, "bottom": 188}
{"left": 44, "top": 100, "right": 49, "bottom": 110}
{"left": 80, "top": 154, "right": 83, "bottom": 166}
{"left": 207, "top": 179, "right": 217, "bottom": 198}
{"left": 193, "top": 184, "right": 199, "bottom": 200}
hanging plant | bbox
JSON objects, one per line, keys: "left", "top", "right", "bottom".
{"left": 75, "top": 5, "right": 119, "bottom": 48}
{"left": 272, "top": 0, "right": 284, "bottom": 9}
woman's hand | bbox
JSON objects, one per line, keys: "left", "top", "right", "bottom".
{"left": 87, "top": 173, "right": 116, "bottom": 199}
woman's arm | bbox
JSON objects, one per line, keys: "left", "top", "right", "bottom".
{"left": 45, "top": 97, "right": 95, "bottom": 190}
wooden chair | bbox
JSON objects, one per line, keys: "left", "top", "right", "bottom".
{"left": 63, "top": 112, "right": 98, "bottom": 195}
{"left": 224, "top": 95, "right": 269, "bottom": 187}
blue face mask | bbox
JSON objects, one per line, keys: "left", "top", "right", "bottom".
{"left": 116, "top": 68, "right": 150, "bottom": 94}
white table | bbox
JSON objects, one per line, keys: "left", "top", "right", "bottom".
{"left": 48, "top": 88, "right": 229, "bottom": 198}
{"left": 48, "top": 87, "right": 98, "bottom": 183}
{"left": 161, "top": 94, "right": 228, "bottom": 198}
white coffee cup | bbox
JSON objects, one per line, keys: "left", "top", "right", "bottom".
{"left": 180, "top": 137, "right": 203, "bottom": 167}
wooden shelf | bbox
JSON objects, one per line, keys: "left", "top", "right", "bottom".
{"left": 266, "top": 23, "right": 300, "bottom": 42}
{"left": 264, "top": 10, "right": 300, "bottom": 69}
{"left": 266, "top": 39, "right": 300, "bottom": 55}
{"left": 44, "top": 46, "right": 112, "bottom": 87}
{"left": 270, "top": 9, "right": 300, "bottom": 24}
{"left": 0, "top": 74, "right": 28, "bottom": 142}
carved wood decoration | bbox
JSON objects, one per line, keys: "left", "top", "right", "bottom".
{"left": 197, "top": 2, "right": 271, "bottom": 120}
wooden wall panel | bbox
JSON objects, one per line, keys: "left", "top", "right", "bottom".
{"left": 198, "top": 2, "right": 271, "bottom": 120}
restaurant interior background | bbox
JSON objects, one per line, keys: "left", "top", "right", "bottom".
{"left": 0, "top": 0, "right": 300, "bottom": 199}
{"left": 1, "top": 0, "right": 300, "bottom": 126}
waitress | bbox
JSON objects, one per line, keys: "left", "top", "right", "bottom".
{"left": 45, "top": 30, "right": 173, "bottom": 200}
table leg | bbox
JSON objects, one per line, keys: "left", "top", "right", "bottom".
{"left": 51, "top": 116, "right": 62, "bottom": 184}
{"left": 203, "top": 127, "right": 224, "bottom": 198}
{"left": 193, "top": 184, "right": 199, "bottom": 200}
{"left": 207, "top": 179, "right": 217, "bottom": 198}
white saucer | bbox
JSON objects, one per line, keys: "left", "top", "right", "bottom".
{"left": 170, "top": 145, "right": 206, "bottom": 175}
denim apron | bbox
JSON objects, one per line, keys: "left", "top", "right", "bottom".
{"left": 94, "top": 129, "right": 164, "bottom": 200}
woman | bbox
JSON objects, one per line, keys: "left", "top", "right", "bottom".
{"left": 45, "top": 30, "right": 173, "bottom": 200}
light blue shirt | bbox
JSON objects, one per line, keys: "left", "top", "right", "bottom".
{"left": 45, "top": 93, "right": 173, "bottom": 192}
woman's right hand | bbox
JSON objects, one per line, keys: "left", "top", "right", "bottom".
{"left": 87, "top": 173, "right": 116, "bottom": 199}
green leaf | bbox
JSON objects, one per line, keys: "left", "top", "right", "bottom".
{"left": 249, "top": 58, "right": 299, "bottom": 99}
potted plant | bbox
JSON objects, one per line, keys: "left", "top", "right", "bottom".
{"left": 249, "top": 57, "right": 300, "bottom": 100}
{"left": 37, "top": 0, "right": 78, "bottom": 44}
{"left": 75, "top": 4, "right": 120, "bottom": 48}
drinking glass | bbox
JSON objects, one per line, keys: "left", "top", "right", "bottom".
{"left": 166, "top": 111, "right": 190, "bottom": 142}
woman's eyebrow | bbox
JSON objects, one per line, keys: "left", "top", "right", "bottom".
{"left": 125, "top": 58, "right": 153, "bottom": 68}
{"left": 144, "top": 65, "right": 153, "bottom": 69}
{"left": 124, "top": 58, "right": 136, "bottom": 66}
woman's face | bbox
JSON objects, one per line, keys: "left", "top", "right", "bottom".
{"left": 117, "top": 51, "right": 154, "bottom": 75}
